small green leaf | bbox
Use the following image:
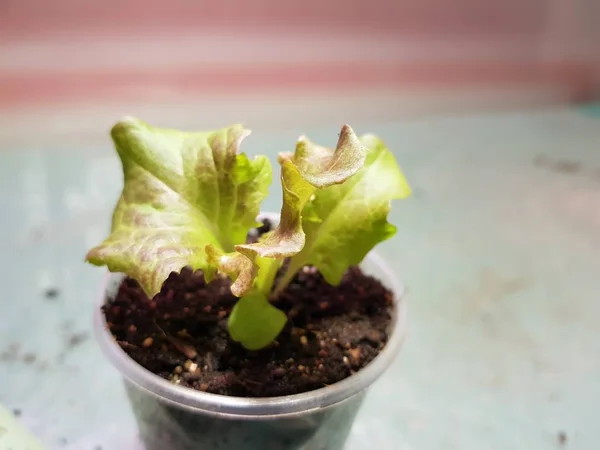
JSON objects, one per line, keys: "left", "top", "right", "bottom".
{"left": 277, "top": 133, "right": 411, "bottom": 290}
{"left": 211, "top": 125, "right": 367, "bottom": 296}
{"left": 206, "top": 233, "right": 281, "bottom": 297}
{"left": 205, "top": 245, "right": 258, "bottom": 297}
{"left": 85, "top": 117, "right": 272, "bottom": 297}
{"left": 228, "top": 292, "right": 287, "bottom": 350}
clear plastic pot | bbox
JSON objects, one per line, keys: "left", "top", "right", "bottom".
{"left": 93, "top": 213, "right": 406, "bottom": 450}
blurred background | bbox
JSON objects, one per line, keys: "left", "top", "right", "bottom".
{"left": 1, "top": 1, "right": 600, "bottom": 449}
{"left": 2, "top": 0, "right": 600, "bottom": 142}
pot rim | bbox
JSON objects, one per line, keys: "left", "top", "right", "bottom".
{"left": 93, "top": 212, "right": 406, "bottom": 418}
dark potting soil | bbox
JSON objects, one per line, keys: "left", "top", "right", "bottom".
{"left": 104, "top": 219, "right": 394, "bottom": 397}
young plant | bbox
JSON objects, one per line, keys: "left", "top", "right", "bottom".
{"left": 86, "top": 118, "right": 411, "bottom": 350}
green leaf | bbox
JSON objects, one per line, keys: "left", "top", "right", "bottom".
{"left": 277, "top": 133, "right": 411, "bottom": 290}
{"left": 85, "top": 117, "right": 272, "bottom": 297}
{"left": 228, "top": 292, "right": 287, "bottom": 350}
{"left": 209, "top": 125, "right": 367, "bottom": 296}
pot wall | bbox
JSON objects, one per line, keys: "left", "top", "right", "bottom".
{"left": 125, "top": 378, "right": 365, "bottom": 450}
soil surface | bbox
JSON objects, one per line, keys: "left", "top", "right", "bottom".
{"left": 104, "top": 219, "right": 394, "bottom": 397}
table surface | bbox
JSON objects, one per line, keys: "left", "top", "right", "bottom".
{"left": 1, "top": 106, "right": 599, "bottom": 450}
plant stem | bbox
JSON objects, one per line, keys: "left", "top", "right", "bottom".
{"left": 272, "top": 257, "right": 303, "bottom": 296}
{"left": 255, "top": 257, "right": 281, "bottom": 297}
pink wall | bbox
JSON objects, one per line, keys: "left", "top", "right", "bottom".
{"left": 1, "top": 0, "right": 598, "bottom": 108}
{"left": 0, "top": 0, "right": 556, "bottom": 37}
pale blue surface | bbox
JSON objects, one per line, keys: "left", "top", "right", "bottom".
{"left": 1, "top": 108, "right": 599, "bottom": 449}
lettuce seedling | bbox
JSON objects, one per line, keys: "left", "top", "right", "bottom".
{"left": 87, "top": 118, "right": 411, "bottom": 350}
